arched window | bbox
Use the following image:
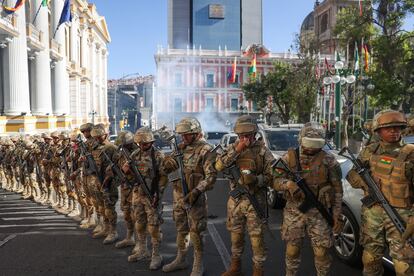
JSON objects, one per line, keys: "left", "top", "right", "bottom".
{"left": 320, "top": 13, "right": 328, "bottom": 33}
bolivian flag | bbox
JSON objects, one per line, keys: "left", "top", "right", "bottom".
{"left": 302, "top": 166, "right": 312, "bottom": 173}
{"left": 380, "top": 157, "right": 393, "bottom": 165}
{"left": 248, "top": 53, "right": 257, "bottom": 81}
{"left": 3, "top": 0, "right": 26, "bottom": 14}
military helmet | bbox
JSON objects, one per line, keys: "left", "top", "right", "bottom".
{"left": 50, "top": 131, "right": 60, "bottom": 138}
{"left": 363, "top": 120, "right": 373, "bottom": 132}
{"left": 115, "top": 131, "right": 134, "bottom": 146}
{"left": 10, "top": 136, "right": 19, "bottom": 143}
{"left": 58, "top": 131, "right": 70, "bottom": 140}
{"left": 372, "top": 110, "right": 407, "bottom": 132}
{"left": 408, "top": 118, "right": 414, "bottom": 128}
{"left": 134, "top": 127, "right": 155, "bottom": 144}
{"left": 234, "top": 115, "right": 257, "bottom": 134}
{"left": 90, "top": 125, "right": 107, "bottom": 138}
{"left": 42, "top": 133, "right": 52, "bottom": 140}
{"left": 70, "top": 129, "right": 81, "bottom": 142}
{"left": 80, "top": 123, "right": 94, "bottom": 132}
{"left": 4, "top": 139, "right": 13, "bottom": 146}
{"left": 175, "top": 117, "right": 202, "bottom": 134}
{"left": 299, "top": 123, "right": 325, "bottom": 149}
{"left": 24, "top": 140, "right": 34, "bottom": 149}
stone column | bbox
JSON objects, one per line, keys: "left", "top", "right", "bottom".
{"left": 51, "top": 0, "right": 69, "bottom": 115}
{"left": 3, "top": 1, "right": 31, "bottom": 115}
{"left": 0, "top": 47, "right": 4, "bottom": 114}
{"left": 30, "top": 0, "right": 52, "bottom": 115}
{"left": 102, "top": 50, "right": 108, "bottom": 117}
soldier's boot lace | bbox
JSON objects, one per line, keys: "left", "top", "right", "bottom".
{"left": 149, "top": 242, "right": 163, "bottom": 270}
{"left": 103, "top": 225, "right": 119, "bottom": 245}
{"left": 190, "top": 250, "right": 204, "bottom": 276}
{"left": 252, "top": 263, "right": 264, "bottom": 276}
{"left": 221, "top": 257, "right": 242, "bottom": 276}
{"left": 115, "top": 229, "right": 135, "bottom": 249}
{"left": 162, "top": 250, "right": 188, "bottom": 272}
{"left": 128, "top": 234, "right": 150, "bottom": 262}
{"left": 92, "top": 223, "right": 109, "bottom": 239}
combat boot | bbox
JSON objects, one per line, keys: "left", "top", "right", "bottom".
{"left": 149, "top": 242, "right": 163, "bottom": 270}
{"left": 92, "top": 223, "right": 109, "bottom": 239}
{"left": 128, "top": 234, "right": 150, "bottom": 262}
{"left": 57, "top": 196, "right": 70, "bottom": 215}
{"left": 92, "top": 217, "right": 104, "bottom": 234}
{"left": 68, "top": 200, "right": 80, "bottom": 217}
{"left": 103, "top": 225, "right": 119, "bottom": 245}
{"left": 252, "top": 263, "right": 264, "bottom": 276}
{"left": 190, "top": 251, "right": 204, "bottom": 276}
{"left": 222, "top": 258, "right": 242, "bottom": 276}
{"left": 115, "top": 229, "right": 135, "bottom": 249}
{"left": 162, "top": 249, "right": 188, "bottom": 272}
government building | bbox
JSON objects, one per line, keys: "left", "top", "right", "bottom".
{"left": 0, "top": 0, "right": 110, "bottom": 134}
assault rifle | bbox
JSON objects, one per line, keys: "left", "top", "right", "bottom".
{"left": 167, "top": 134, "right": 189, "bottom": 197}
{"left": 339, "top": 146, "right": 414, "bottom": 249}
{"left": 76, "top": 134, "right": 103, "bottom": 185}
{"left": 59, "top": 146, "right": 74, "bottom": 192}
{"left": 273, "top": 157, "right": 334, "bottom": 227}
{"left": 100, "top": 149, "right": 130, "bottom": 191}
{"left": 119, "top": 147, "right": 154, "bottom": 204}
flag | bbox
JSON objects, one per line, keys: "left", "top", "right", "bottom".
{"left": 42, "top": 0, "right": 50, "bottom": 7}
{"left": 363, "top": 44, "right": 370, "bottom": 72}
{"left": 58, "top": 0, "right": 72, "bottom": 27}
{"left": 248, "top": 53, "right": 257, "bottom": 81}
{"left": 3, "top": 0, "right": 26, "bottom": 14}
{"left": 359, "top": 0, "right": 363, "bottom": 16}
{"left": 231, "top": 56, "right": 237, "bottom": 83}
{"left": 324, "top": 57, "right": 334, "bottom": 75}
{"left": 354, "top": 41, "right": 359, "bottom": 78}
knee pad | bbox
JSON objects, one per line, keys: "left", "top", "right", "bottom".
{"left": 313, "top": 246, "right": 329, "bottom": 261}
{"left": 393, "top": 259, "right": 410, "bottom": 275}
{"left": 362, "top": 250, "right": 381, "bottom": 265}
{"left": 135, "top": 221, "right": 146, "bottom": 233}
{"left": 230, "top": 232, "right": 244, "bottom": 248}
{"left": 148, "top": 225, "right": 161, "bottom": 240}
{"left": 286, "top": 243, "right": 301, "bottom": 259}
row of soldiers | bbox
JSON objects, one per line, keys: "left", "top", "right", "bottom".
{"left": 1, "top": 111, "right": 414, "bottom": 276}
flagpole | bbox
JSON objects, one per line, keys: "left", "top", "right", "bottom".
{"left": 32, "top": 2, "right": 43, "bottom": 24}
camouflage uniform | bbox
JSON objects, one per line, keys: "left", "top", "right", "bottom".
{"left": 363, "top": 120, "right": 380, "bottom": 146}
{"left": 402, "top": 118, "right": 414, "bottom": 137}
{"left": 113, "top": 131, "right": 138, "bottom": 249}
{"left": 162, "top": 117, "right": 217, "bottom": 276}
{"left": 3, "top": 140, "right": 15, "bottom": 190}
{"left": 90, "top": 125, "right": 120, "bottom": 244}
{"left": 347, "top": 110, "right": 414, "bottom": 276}
{"left": 273, "top": 124, "right": 343, "bottom": 276}
{"left": 22, "top": 140, "right": 41, "bottom": 201}
{"left": 126, "top": 128, "right": 169, "bottom": 270}
{"left": 215, "top": 115, "right": 274, "bottom": 276}
{"left": 41, "top": 134, "right": 54, "bottom": 205}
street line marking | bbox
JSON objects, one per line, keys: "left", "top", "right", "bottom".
{"left": 0, "top": 234, "right": 17, "bottom": 247}
{"left": 207, "top": 222, "right": 231, "bottom": 270}
{"left": 2, "top": 215, "right": 68, "bottom": 221}
{"left": 0, "top": 223, "right": 78, "bottom": 228}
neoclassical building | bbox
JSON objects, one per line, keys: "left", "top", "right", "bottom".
{"left": 0, "top": 0, "right": 110, "bottom": 134}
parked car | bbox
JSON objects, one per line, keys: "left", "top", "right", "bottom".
{"left": 220, "top": 133, "right": 238, "bottom": 149}
{"left": 108, "top": 134, "right": 117, "bottom": 143}
{"left": 205, "top": 131, "right": 229, "bottom": 146}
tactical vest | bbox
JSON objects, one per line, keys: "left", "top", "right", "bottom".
{"left": 369, "top": 144, "right": 414, "bottom": 208}
{"left": 287, "top": 149, "right": 332, "bottom": 205}
{"left": 235, "top": 143, "right": 266, "bottom": 190}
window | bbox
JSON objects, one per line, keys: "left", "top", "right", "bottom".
{"left": 231, "top": 98, "right": 238, "bottom": 112}
{"left": 206, "top": 97, "right": 214, "bottom": 112}
{"left": 206, "top": 73, "right": 214, "bottom": 88}
{"left": 175, "top": 73, "right": 182, "bottom": 87}
{"left": 320, "top": 13, "right": 328, "bottom": 34}
{"left": 174, "top": 98, "right": 182, "bottom": 112}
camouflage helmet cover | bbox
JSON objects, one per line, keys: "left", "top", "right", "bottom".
{"left": 70, "top": 129, "right": 81, "bottom": 141}
{"left": 80, "top": 123, "right": 94, "bottom": 132}
{"left": 90, "top": 125, "right": 107, "bottom": 138}
{"left": 408, "top": 118, "right": 414, "bottom": 128}
{"left": 50, "top": 131, "right": 60, "bottom": 138}
{"left": 175, "top": 117, "right": 202, "bottom": 134}
{"left": 115, "top": 131, "right": 135, "bottom": 146}
{"left": 233, "top": 115, "right": 257, "bottom": 134}
{"left": 134, "top": 127, "right": 155, "bottom": 144}
{"left": 372, "top": 110, "right": 407, "bottom": 131}
{"left": 300, "top": 123, "right": 325, "bottom": 149}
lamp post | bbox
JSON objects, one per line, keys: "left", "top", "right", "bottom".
{"left": 323, "top": 59, "right": 356, "bottom": 149}
{"left": 358, "top": 75, "right": 375, "bottom": 122}
{"left": 89, "top": 110, "right": 98, "bottom": 125}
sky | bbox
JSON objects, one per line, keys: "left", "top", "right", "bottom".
{"left": 90, "top": 0, "right": 413, "bottom": 79}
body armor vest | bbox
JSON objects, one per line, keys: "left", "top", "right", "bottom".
{"left": 369, "top": 144, "right": 414, "bottom": 208}
{"left": 235, "top": 143, "right": 265, "bottom": 190}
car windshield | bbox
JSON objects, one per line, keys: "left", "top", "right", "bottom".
{"left": 265, "top": 130, "right": 299, "bottom": 151}
{"left": 207, "top": 132, "right": 228, "bottom": 140}
{"left": 229, "top": 136, "right": 237, "bottom": 144}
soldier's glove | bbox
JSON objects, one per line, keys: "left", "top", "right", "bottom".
{"left": 122, "top": 163, "right": 130, "bottom": 174}
{"left": 285, "top": 180, "right": 301, "bottom": 197}
{"left": 402, "top": 219, "right": 414, "bottom": 244}
{"left": 332, "top": 216, "right": 344, "bottom": 235}
{"left": 182, "top": 188, "right": 202, "bottom": 206}
{"left": 163, "top": 155, "right": 179, "bottom": 171}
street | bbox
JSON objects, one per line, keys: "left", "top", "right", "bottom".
{"left": 0, "top": 178, "right": 396, "bottom": 276}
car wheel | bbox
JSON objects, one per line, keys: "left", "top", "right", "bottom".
{"left": 333, "top": 205, "right": 363, "bottom": 266}
{"left": 267, "top": 187, "right": 285, "bottom": 209}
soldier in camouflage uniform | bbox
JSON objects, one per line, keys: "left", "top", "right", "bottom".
{"left": 114, "top": 131, "right": 138, "bottom": 249}
{"left": 2, "top": 139, "right": 15, "bottom": 191}
{"left": 347, "top": 110, "right": 414, "bottom": 276}
{"left": 0, "top": 139, "right": 6, "bottom": 189}
{"left": 215, "top": 115, "right": 275, "bottom": 276}
{"left": 12, "top": 137, "right": 24, "bottom": 194}
{"left": 89, "top": 124, "right": 120, "bottom": 244}
{"left": 402, "top": 118, "right": 414, "bottom": 137}
{"left": 41, "top": 133, "right": 55, "bottom": 205}
{"left": 124, "top": 127, "right": 169, "bottom": 270}
{"left": 363, "top": 120, "right": 380, "bottom": 146}
{"left": 273, "top": 123, "right": 343, "bottom": 276}
{"left": 22, "top": 140, "right": 42, "bottom": 202}
{"left": 67, "top": 130, "right": 84, "bottom": 219}
{"left": 162, "top": 117, "right": 217, "bottom": 276}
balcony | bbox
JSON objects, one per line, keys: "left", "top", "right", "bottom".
{"left": 49, "top": 38, "right": 63, "bottom": 61}
{"left": 80, "top": 67, "right": 91, "bottom": 81}
{"left": 67, "top": 61, "right": 81, "bottom": 77}
{"left": 26, "top": 23, "right": 44, "bottom": 52}
{"left": 0, "top": 10, "right": 19, "bottom": 38}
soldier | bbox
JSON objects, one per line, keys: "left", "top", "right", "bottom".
{"left": 162, "top": 117, "right": 217, "bottom": 276}
{"left": 67, "top": 130, "right": 84, "bottom": 219}
{"left": 402, "top": 118, "right": 414, "bottom": 137}
{"left": 347, "top": 110, "right": 414, "bottom": 276}
{"left": 78, "top": 123, "right": 97, "bottom": 229}
{"left": 123, "top": 127, "right": 169, "bottom": 270}
{"left": 114, "top": 131, "right": 138, "bottom": 249}
{"left": 3, "top": 139, "right": 15, "bottom": 191}
{"left": 22, "top": 140, "right": 42, "bottom": 202}
{"left": 363, "top": 120, "right": 380, "bottom": 146}
{"left": 215, "top": 115, "right": 275, "bottom": 276}
{"left": 41, "top": 133, "right": 55, "bottom": 205}
{"left": 89, "top": 124, "right": 120, "bottom": 244}
{"left": 0, "top": 139, "right": 6, "bottom": 190}
{"left": 273, "top": 123, "right": 343, "bottom": 276}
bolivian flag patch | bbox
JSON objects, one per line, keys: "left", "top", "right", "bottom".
{"left": 379, "top": 157, "right": 393, "bottom": 165}
{"left": 302, "top": 166, "right": 312, "bottom": 173}
{"left": 274, "top": 168, "right": 285, "bottom": 176}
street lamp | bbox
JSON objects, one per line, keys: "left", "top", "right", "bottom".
{"left": 89, "top": 110, "right": 98, "bottom": 125}
{"left": 323, "top": 59, "right": 356, "bottom": 149}
{"left": 358, "top": 76, "right": 375, "bottom": 122}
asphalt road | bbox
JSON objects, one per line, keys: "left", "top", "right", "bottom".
{"left": 0, "top": 180, "right": 395, "bottom": 276}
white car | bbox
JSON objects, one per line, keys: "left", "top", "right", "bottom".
{"left": 220, "top": 133, "right": 238, "bottom": 149}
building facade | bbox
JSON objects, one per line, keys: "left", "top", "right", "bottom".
{"left": 0, "top": 0, "right": 110, "bottom": 134}
{"left": 168, "top": 0, "right": 262, "bottom": 50}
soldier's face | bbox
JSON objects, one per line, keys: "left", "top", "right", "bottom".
{"left": 182, "top": 133, "right": 196, "bottom": 145}
{"left": 302, "top": 147, "right": 321, "bottom": 155}
{"left": 95, "top": 135, "right": 106, "bottom": 144}
{"left": 82, "top": 130, "right": 91, "bottom": 138}
{"left": 52, "top": 138, "right": 59, "bottom": 144}
{"left": 377, "top": 126, "right": 402, "bottom": 143}
{"left": 139, "top": 142, "right": 153, "bottom": 151}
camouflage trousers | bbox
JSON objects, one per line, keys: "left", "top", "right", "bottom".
{"left": 50, "top": 168, "right": 67, "bottom": 200}
{"left": 86, "top": 175, "right": 105, "bottom": 217}
{"left": 281, "top": 205, "right": 333, "bottom": 276}
{"left": 361, "top": 205, "right": 414, "bottom": 276}
{"left": 120, "top": 185, "right": 134, "bottom": 231}
{"left": 102, "top": 182, "right": 118, "bottom": 227}
{"left": 25, "top": 172, "right": 39, "bottom": 197}
{"left": 226, "top": 196, "right": 266, "bottom": 267}
{"left": 81, "top": 174, "right": 95, "bottom": 211}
